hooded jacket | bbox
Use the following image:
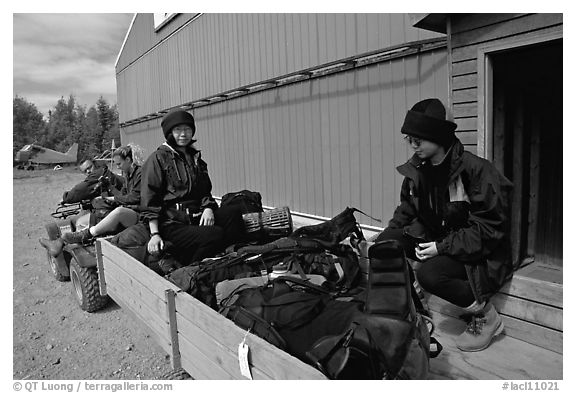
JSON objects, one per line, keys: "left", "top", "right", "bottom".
{"left": 388, "top": 138, "right": 514, "bottom": 302}
{"left": 62, "top": 165, "right": 122, "bottom": 204}
{"left": 108, "top": 164, "right": 142, "bottom": 209}
{"left": 140, "top": 143, "right": 218, "bottom": 225}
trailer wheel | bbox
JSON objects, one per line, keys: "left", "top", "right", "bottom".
{"left": 69, "top": 257, "right": 108, "bottom": 312}
{"left": 159, "top": 368, "right": 193, "bottom": 380}
{"left": 47, "top": 250, "right": 69, "bottom": 282}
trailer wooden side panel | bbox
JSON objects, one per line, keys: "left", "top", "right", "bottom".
{"left": 97, "top": 239, "right": 326, "bottom": 380}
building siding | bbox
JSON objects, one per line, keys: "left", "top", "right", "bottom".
{"left": 447, "top": 13, "right": 563, "bottom": 156}
{"left": 116, "top": 13, "right": 444, "bottom": 123}
{"left": 120, "top": 46, "right": 449, "bottom": 226}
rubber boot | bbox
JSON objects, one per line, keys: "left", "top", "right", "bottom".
{"left": 456, "top": 301, "right": 504, "bottom": 352}
{"left": 39, "top": 237, "right": 64, "bottom": 257}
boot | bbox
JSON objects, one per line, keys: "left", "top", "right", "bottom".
{"left": 39, "top": 237, "right": 64, "bottom": 257}
{"left": 456, "top": 301, "right": 504, "bottom": 352}
{"left": 62, "top": 228, "right": 93, "bottom": 245}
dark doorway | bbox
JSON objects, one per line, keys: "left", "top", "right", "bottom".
{"left": 491, "top": 39, "right": 562, "bottom": 268}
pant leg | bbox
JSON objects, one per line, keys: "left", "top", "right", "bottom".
{"left": 416, "top": 255, "right": 476, "bottom": 307}
{"left": 213, "top": 205, "right": 247, "bottom": 246}
{"left": 161, "top": 223, "right": 225, "bottom": 265}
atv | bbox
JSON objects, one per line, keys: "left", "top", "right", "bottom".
{"left": 40, "top": 201, "right": 109, "bottom": 313}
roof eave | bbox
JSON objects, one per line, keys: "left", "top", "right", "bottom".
{"left": 410, "top": 13, "right": 448, "bottom": 34}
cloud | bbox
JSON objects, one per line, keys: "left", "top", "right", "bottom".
{"left": 13, "top": 13, "right": 133, "bottom": 115}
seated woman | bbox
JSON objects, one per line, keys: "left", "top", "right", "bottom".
{"left": 62, "top": 144, "right": 143, "bottom": 244}
{"left": 141, "top": 109, "right": 245, "bottom": 269}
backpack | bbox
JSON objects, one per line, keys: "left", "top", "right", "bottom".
{"left": 220, "top": 190, "right": 263, "bottom": 214}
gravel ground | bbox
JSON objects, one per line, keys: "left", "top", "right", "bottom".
{"left": 12, "top": 168, "right": 173, "bottom": 380}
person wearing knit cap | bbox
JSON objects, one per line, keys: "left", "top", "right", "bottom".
{"left": 139, "top": 109, "right": 246, "bottom": 272}
{"left": 375, "top": 98, "right": 513, "bottom": 352}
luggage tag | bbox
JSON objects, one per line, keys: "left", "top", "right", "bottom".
{"left": 238, "top": 329, "right": 253, "bottom": 380}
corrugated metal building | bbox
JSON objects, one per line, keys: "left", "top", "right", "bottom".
{"left": 115, "top": 13, "right": 449, "bottom": 229}
{"left": 115, "top": 13, "right": 563, "bottom": 269}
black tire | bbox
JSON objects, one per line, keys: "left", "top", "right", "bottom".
{"left": 159, "top": 368, "right": 193, "bottom": 380}
{"left": 69, "top": 257, "right": 109, "bottom": 312}
{"left": 47, "top": 250, "right": 69, "bottom": 282}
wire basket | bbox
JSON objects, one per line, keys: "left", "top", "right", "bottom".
{"left": 242, "top": 206, "right": 293, "bottom": 241}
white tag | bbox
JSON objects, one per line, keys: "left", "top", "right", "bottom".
{"left": 238, "top": 342, "right": 252, "bottom": 380}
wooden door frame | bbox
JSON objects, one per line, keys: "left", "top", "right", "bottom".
{"left": 476, "top": 27, "right": 562, "bottom": 159}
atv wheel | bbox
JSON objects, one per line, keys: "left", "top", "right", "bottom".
{"left": 69, "top": 257, "right": 108, "bottom": 312}
{"left": 159, "top": 368, "right": 193, "bottom": 380}
{"left": 47, "top": 250, "right": 69, "bottom": 282}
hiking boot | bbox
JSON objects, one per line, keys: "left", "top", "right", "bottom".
{"left": 62, "top": 228, "right": 93, "bottom": 245}
{"left": 456, "top": 302, "right": 504, "bottom": 352}
{"left": 39, "top": 237, "right": 64, "bottom": 257}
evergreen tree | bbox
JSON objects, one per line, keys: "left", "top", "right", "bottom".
{"left": 12, "top": 96, "right": 47, "bottom": 157}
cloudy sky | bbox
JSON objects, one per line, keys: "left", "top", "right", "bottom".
{"left": 13, "top": 13, "right": 134, "bottom": 116}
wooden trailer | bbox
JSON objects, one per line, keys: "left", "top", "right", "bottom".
{"left": 95, "top": 224, "right": 562, "bottom": 380}
{"left": 95, "top": 239, "right": 326, "bottom": 380}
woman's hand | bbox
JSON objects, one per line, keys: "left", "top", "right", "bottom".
{"left": 415, "top": 242, "right": 439, "bottom": 261}
{"left": 199, "top": 208, "right": 215, "bottom": 226}
{"left": 147, "top": 234, "right": 164, "bottom": 255}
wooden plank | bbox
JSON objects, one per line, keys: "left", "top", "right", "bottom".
{"left": 451, "top": 13, "right": 528, "bottom": 34}
{"left": 499, "top": 274, "right": 563, "bottom": 308}
{"left": 452, "top": 59, "right": 477, "bottom": 76}
{"left": 452, "top": 14, "right": 562, "bottom": 49}
{"left": 453, "top": 102, "right": 477, "bottom": 118}
{"left": 95, "top": 240, "right": 107, "bottom": 296}
{"left": 178, "top": 333, "right": 237, "bottom": 380}
{"left": 102, "top": 257, "right": 168, "bottom": 317}
{"left": 500, "top": 315, "right": 562, "bottom": 354}
{"left": 100, "top": 241, "right": 182, "bottom": 295}
{"left": 452, "top": 73, "right": 477, "bottom": 91}
{"left": 455, "top": 131, "right": 477, "bottom": 145}
{"left": 452, "top": 45, "right": 478, "bottom": 63}
{"left": 454, "top": 117, "right": 476, "bottom": 132}
{"left": 526, "top": 111, "right": 541, "bottom": 256}
{"left": 428, "top": 311, "right": 562, "bottom": 380}
{"left": 176, "top": 314, "right": 271, "bottom": 380}
{"left": 427, "top": 290, "right": 563, "bottom": 331}
{"left": 451, "top": 24, "right": 563, "bottom": 64}
{"left": 426, "top": 292, "right": 563, "bottom": 350}
{"left": 165, "top": 290, "right": 182, "bottom": 370}
{"left": 173, "top": 292, "right": 326, "bottom": 379}
{"left": 452, "top": 88, "right": 477, "bottom": 104}
{"left": 491, "top": 293, "right": 562, "bottom": 331}
{"left": 510, "top": 94, "right": 525, "bottom": 266}
{"left": 520, "top": 263, "right": 562, "bottom": 285}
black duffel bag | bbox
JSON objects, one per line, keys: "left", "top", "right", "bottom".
{"left": 221, "top": 190, "right": 263, "bottom": 214}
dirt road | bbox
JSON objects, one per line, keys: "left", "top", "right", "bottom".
{"left": 13, "top": 168, "right": 173, "bottom": 380}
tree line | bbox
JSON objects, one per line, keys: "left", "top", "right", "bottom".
{"left": 13, "top": 95, "right": 120, "bottom": 164}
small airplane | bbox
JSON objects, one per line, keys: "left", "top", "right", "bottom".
{"left": 14, "top": 143, "right": 78, "bottom": 170}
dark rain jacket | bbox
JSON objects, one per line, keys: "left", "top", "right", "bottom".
{"left": 140, "top": 143, "right": 219, "bottom": 226}
{"left": 108, "top": 164, "right": 142, "bottom": 210}
{"left": 62, "top": 165, "right": 122, "bottom": 204}
{"left": 388, "top": 139, "right": 514, "bottom": 302}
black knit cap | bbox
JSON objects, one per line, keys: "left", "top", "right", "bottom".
{"left": 161, "top": 109, "right": 196, "bottom": 139}
{"left": 401, "top": 98, "right": 457, "bottom": 148}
